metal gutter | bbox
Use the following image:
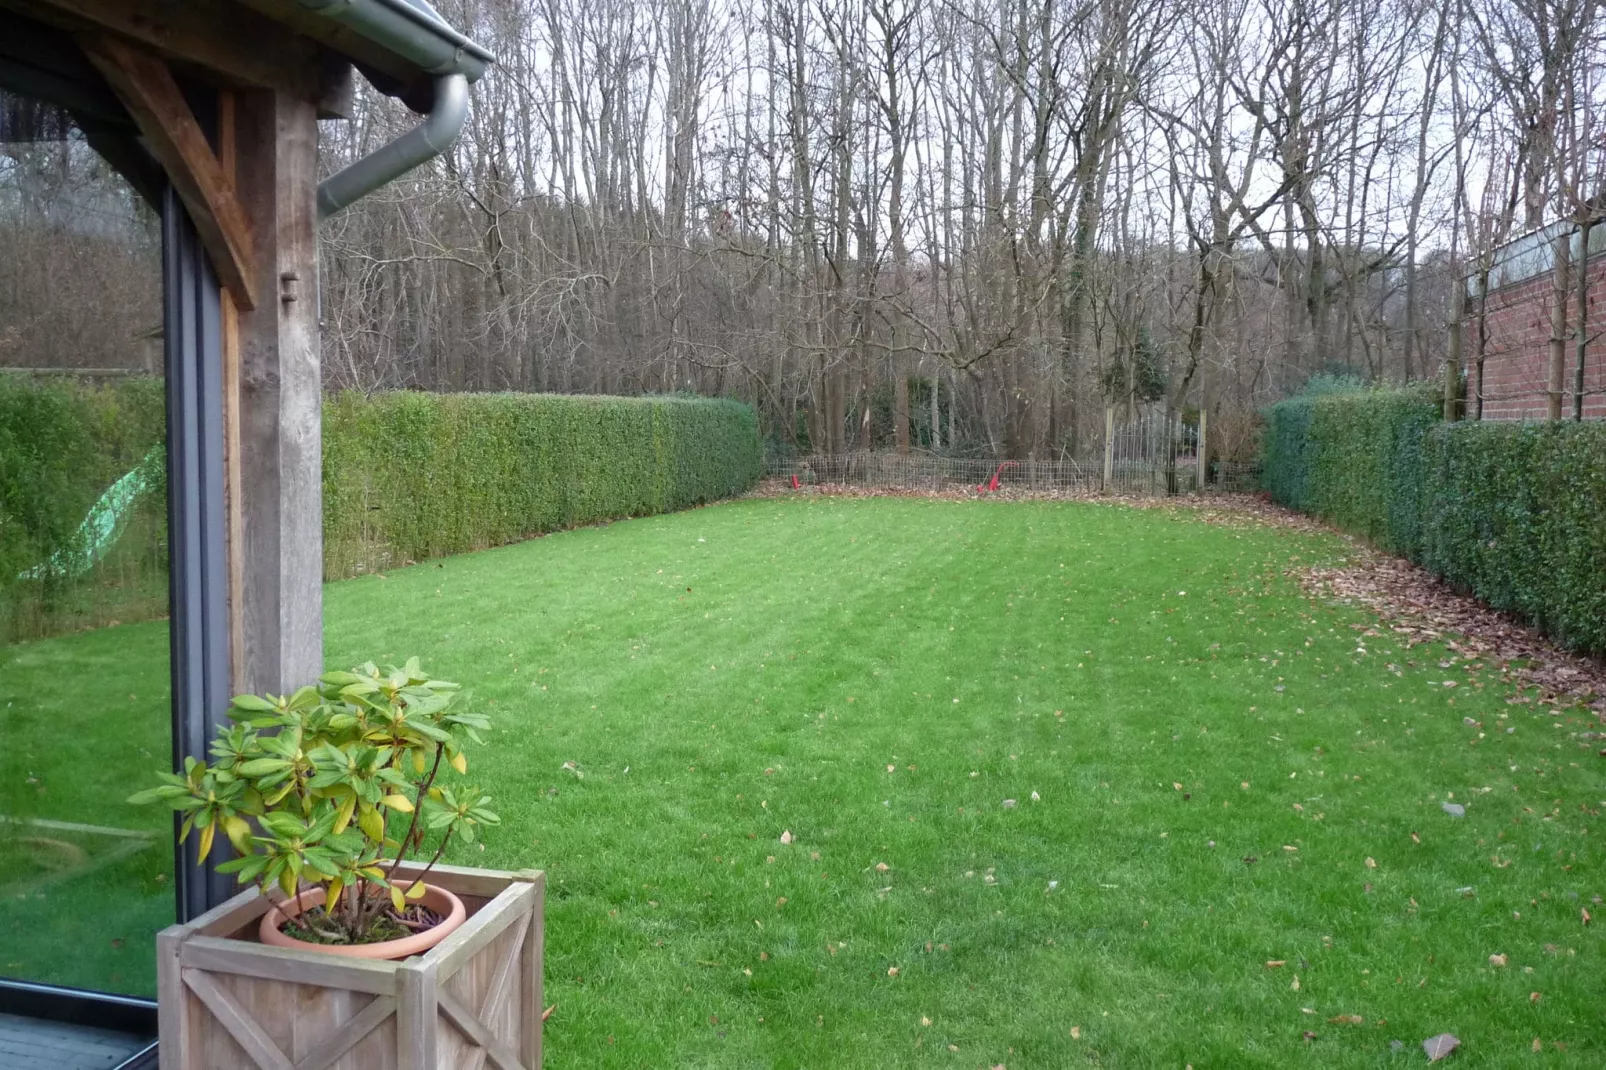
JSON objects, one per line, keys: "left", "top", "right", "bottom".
{"left": 317, "top": 71, "right": 468, "bottom": 218}
{"left": 296, "top": 0, "right": 492, "bottom": 82}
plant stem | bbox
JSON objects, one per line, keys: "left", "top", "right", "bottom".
{"left": 396, "top": 745, "right": 444, "bottom": 868}
{"left": 404, "top": 827, "right": 454, "bottom": 898}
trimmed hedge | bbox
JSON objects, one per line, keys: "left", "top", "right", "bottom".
{"left": 2, "top": 382, "right": 759, "bottom": 637}
{"left": 1261, "top": 386, "right": 1440, "bottom": 556}
{"left": 1420, "top": 422, "right": 1606, "bottom": 656}
{"left": 1262, "top": 388, "right": 1606, "bottom": 657}
{"left": 323, "top": 391, "right": 761, "bottom": 577}
{"left": 0, "top": 375, "right": 168, "bottom": 641}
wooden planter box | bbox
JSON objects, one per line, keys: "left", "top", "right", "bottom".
{"left": 157, "top": 862, "right": 543, "bottom": 1069}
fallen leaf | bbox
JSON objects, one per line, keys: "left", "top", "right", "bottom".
{"left": 1265, "top": 960, "right": 1286, "bottom": 968}
{"left": 875, "top": 861, "right": 890, "bottom": 872}
{"left": 1002, "top": 798, "right": 1017, "bottom": 809}
{"left": 1489, "top": 954, "right": 1508, "bottom": 967}
{"left": 1070, "top": 1026, "right": 1081, "bottom": 1039}
{"left": 780, "top": 830, "right": 793, "bottom": 845}
{"left": 1411, "top": 832, "right": 1421, "bottom": 844}
{"left": 887, "top": 966, "right": 899, "bottom": 976}
{"left": 1327, "top": 1015, "right": 1364, "bottom": 1025}
{"left": 1442, "top": 802, "right": 1466, "bottom": 817}
{"left": 1532, "top": 1038, "right": 1542, "bottom": 1053}
{"left": 1302, "top": 1030, "right": 1317, "bottom": 1043}
{"left": 1583, "top": 908, "right": 1592, "bottom": 926}
{"left": 1030, "top": 790, "right": 1040, "bottom": 801}
{"left": 1291, "top": 976, "right": 1301, "bottom": 991}
{"left": 1422, "top": 1033, "right": 1460, "bottom": 1062}
{"left": 1174, "top": 782, "right": 1183, "bottom": 791}
{"left": 1364, "top": 857, "right": 1378, "bottom": 869}
{"left": 920, "top": 1016, "right": 932, "bottom": 1027}
{"left": 542, "top": 1004, "right": 556, "bottom": 1022}
{"left": 1529, "top": 992, "right": 1541, "bottom": 1003}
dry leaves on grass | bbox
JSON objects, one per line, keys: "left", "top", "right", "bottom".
{"left": 1422, "top": 1033, "right": 1460, "bottom": 1062}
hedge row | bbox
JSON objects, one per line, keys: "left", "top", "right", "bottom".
{"left": 1262, "top": 388, "right": 1606, "bottom": 657}
{"left": 323, "top": 391, "right": 761, "bottom": 577}
{"left": 2, "top": 380, "right": 760, "bottom": 639}
{"left": 0, "top": 375, "right": 168, "bottom": 641}
{"left": 1259, "top": 385, "right": 1440, "bottom": 556}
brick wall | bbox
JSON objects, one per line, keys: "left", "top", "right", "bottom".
{"left": 1471, "top": 250, "right": 1606, "bottom": 420}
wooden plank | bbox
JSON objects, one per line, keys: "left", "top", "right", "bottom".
{"left": 292, "top": 994, "right": 397, "bottom": 1070}
{"left": 391, "top": 861, "right": 517, "bottom": 902}
{"left": 426, "top": 883, "right": 534, "bottom": 981}
{"left": 218, "top": 91, "right": 248, "bottom": 693}
{"left": 8, "top": 0, "right": 339, "bottom": 104}
{"left": 157, "top": 928, "right": 193, "bottom": 1070}
{"left": 184, "top": 885, "right": 272, "bottom": 938}
{"left": 182, "top": 968, "right": 295, "bottom": 1070}
{"left": 436, "top": 989, "right": 526, "bottom": 1070}
{"left": 520, "top": 874, "right": 544, "bottom": 1070}
{"left": 182, "top": 936, "right": 399, "bottom": 996}
{"left": 79, "top": 34, "right": 256, "bottom": 309}
{"left": 470, "top": 917, "right": 529, "bottom": 1070}
{"left": 395, "top": 961, "right": 438, "bottom": 1070}
{"left": 233, "top": 88, "right": 322, "bottom": 695}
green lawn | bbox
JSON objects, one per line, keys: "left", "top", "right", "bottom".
{"left": 5, "top": 497, "right": 1604, "bottom": 1066}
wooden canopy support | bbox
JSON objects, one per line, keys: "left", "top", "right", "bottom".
{"left": 3, "top": 0, "right": 351, "bottom": 114}
{"left": 81, "top": 35, "right": 257, "bottom": 310}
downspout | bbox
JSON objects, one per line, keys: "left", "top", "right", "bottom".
{"left": 317, "top": 72, "right": 468, "bottom": 219}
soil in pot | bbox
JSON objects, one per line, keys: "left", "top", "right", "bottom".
{"left": 279, "top": 900, "right": 445, "bottom": 946}
{"left": 259, "top": 883, "right": 466, "bottom": 960}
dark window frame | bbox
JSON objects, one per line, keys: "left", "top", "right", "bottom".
{"left": 1, "top": 25, "right": 233, "bottom": 1055}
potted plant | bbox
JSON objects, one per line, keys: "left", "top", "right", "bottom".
{"left": 132, "top": 659, "right": 544, "bottom": 1069}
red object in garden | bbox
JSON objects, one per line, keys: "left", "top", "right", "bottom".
{"left": 977, "top": 461, "right": 1018, "bottom": 494}
{"left": 791, "top": 474, "right": 801, "bottom": 489}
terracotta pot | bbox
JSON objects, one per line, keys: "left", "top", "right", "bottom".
{"left": 258, "top": 882, "right": 466, "bottom": 960}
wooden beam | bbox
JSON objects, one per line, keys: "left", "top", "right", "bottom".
{"left": 234, "top": 88, "right": 323, "bottom": 695}
{"left": 80, "top": 35, "right": 256, "bottom": 310}
{"left": 6, "top": 0, "right": 342, "bottom": 106}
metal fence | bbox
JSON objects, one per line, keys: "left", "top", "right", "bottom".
{"left": 763, "top": 408, "right": 1263, "bottom": 497}
{"left": 765, "top": 452, "right": 1105, "bottom": 493}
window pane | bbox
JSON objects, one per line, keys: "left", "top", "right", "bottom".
{"left": 0, "top": 91, "right": 173, "bottom": 997}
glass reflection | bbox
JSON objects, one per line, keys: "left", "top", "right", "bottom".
{"left": 0, "top": 91, "right": 172, "bottom": 996}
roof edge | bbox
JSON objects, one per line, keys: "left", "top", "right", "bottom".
{"left": 296, "top": 0, "right": 493, "bottom": 83}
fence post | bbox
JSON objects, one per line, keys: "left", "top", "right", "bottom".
{"left": 1102, "top": 406, "right": 1114, "bottom": 492}
{"left": 1197, "top": 407, "right": 1208, "bottom": 490}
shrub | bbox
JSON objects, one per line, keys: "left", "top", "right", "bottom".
{"left": 1421, "top": 422, "right": 1606, "bottom": 656}
{"left": 2, "top": 383, "right": 759, "bottom": 636}
{"left": 0, "top": 375, "right": 166, "bottom": 641}
{"left": 322, "top": 391, "right": 761, "bottom": 577}
{"left": 1262, "top": 386, "right": 1606, "bottom": 658}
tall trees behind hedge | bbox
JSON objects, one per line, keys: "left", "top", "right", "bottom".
{"left": 317, "top": 0, "right": 1606, "bottom": 460}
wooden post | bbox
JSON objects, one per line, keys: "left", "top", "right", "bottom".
{"left": 233, "top": 90, "right": 323, "bottom": 694}
{"left": 1197, "top": 407, "right": 1207, "bottom": 490}
{"left": 1102, "top": 405, "right": 1115, "bottom": 492}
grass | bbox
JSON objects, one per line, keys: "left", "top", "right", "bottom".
{"left": 5, "top": 496, "right": 1604, "bottom": 1066}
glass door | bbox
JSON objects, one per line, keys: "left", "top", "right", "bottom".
{"left": 0, "top": 88, "right": 174, "bottom": 998}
